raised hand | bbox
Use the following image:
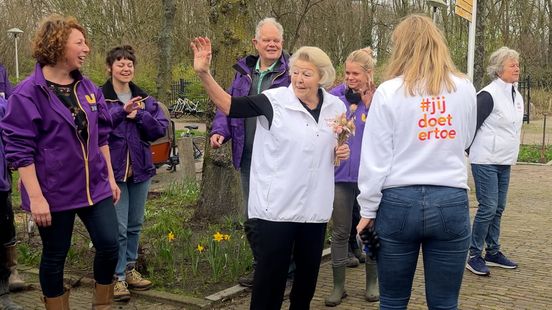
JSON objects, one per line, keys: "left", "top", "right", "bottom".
{"left": 191, "top": 37, "right": 212, "bottom": 74}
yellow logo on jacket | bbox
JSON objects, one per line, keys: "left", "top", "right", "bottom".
{"left": 85, "top": 94, "right": 96, "bottom": 104}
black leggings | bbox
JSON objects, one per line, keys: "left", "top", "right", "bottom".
{"left": 250, "top": 220, "right": 326, "bottom": 310}
{"left": 38, "top": 197, "right": 118, "bottom": 297}
{"left": 0, "top": 190, "right": 15, "bottom": 280}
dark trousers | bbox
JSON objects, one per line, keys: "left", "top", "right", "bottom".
{"left": 250, "top": 220, "right": 326, "bottom": 310}
{"left": 38, "top": 197, "right": 118, "bottom": 297}
{"left": 0, "top": 190, "right": 15, "bottom": 281}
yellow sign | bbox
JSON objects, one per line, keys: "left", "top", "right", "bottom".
{"left": 457, "top": 0, "right": 473, "bottom": 11}
{"left": 455, "top": 4, "right": 472, "bottom": 22}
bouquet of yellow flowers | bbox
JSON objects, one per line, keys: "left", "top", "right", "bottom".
{"left": 328, "top": 104, "right": 357, "bottom": 165}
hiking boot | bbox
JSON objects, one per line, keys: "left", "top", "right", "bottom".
{"left": 125, "top": 268, "right": 152, "bottom": 290}
{"left": 484, "top": 251, "right": 518, "bottom": 269}
{"left": 238, "top": 270, "right": 255, "bottom": 287}
{"left": 466, "top": 256, "right": 490, "bottom": 276}
{"left": 113, "top": 281, "right": 131, "bottom": 302}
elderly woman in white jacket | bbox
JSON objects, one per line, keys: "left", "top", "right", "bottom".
{"left": 191, "top": 37, "right": 349, "bottom": 310}
{"left": 466, "top": 47, "right": 523, "bottom": 277}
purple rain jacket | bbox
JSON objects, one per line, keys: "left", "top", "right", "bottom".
{"left": 0, "top": 64, "right": 12, "bottom": 99}
{"left": 330, "top": 83, "right": 370, "bottom": 183}
{"left": 0, "top": 63, "right": 113, "bottom": 212}
{"left": 210, "top": 53, "right": 291, "bottom": 169}
{"left": 0, "top": 98, "right": 10, "bottom": 192}
{"left": 101, "top": 79, "right": 168, "bottom": 183}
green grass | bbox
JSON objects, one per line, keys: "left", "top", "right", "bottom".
{"left": 518, "top": 144, "right": 552, "bottom": 163}
{"left": 12, "top": 177, "right": 252, "bottom": 297}
{"left": 141, "top": 181, "right": 252, "bottom": 296}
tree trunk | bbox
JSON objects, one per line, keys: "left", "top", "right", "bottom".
{"left": 196, "top": 0, "right": 253, "bottom": 221}
{"left": 156, "top": 0, "right": 176, "bottom": 103}
{"left": 474, "top": 0, "right": 486, "bottom": 90}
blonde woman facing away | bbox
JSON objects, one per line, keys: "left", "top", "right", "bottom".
{"left": 356, "top": 15, "right": 477, "bottom": 310}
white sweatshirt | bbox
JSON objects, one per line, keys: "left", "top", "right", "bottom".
{"left": 357, "top": 75, "right": 477, "bottom": 219}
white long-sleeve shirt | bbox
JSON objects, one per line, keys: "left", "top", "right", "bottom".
{"left": 357, "top": 75, "right": 477, "bottom": 219}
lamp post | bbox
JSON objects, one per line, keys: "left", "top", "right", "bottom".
{"left": 427, "top": 0, "right": 448, "bottom": 23}
{"left": 7, "top": 28, "right": 24, "bottom": 82}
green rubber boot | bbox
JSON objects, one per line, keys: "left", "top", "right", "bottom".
{"left": 365, "top": 257, "right": 379, "bottom": 302}
{"left": 325, "top": 266, "right": 347, "bottom": 307}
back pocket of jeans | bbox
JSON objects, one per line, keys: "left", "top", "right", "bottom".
{"left": 437, "top": 199, "right": 469, "bottom": 237}
{"left": 376, "top": 196, "right": 412, "bottom": 237}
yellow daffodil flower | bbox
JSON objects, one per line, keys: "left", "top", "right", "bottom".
{"left": 213, "top": 232, "right": 224, "bottom": 242}
{"left": 197, "top": 244, "right": 204, "bottom": 253}
{"left": 167, "top": 231, "right": 175, "bottom": 242}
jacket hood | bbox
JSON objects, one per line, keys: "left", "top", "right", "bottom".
{"left": 232, "top": 51, "right": 290, "bottom": 76}
{"left": 101, "top": 79, "right": 148, "bottom": 101}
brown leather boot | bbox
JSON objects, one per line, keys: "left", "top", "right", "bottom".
{"left": 92, "top": 282, "right": 114, "bottom": 310}
{"left": 5, "top": 245, "right": 26, "bottom": 292}
{"left": 43, "top": 290, "right": 70, "bottom": 310}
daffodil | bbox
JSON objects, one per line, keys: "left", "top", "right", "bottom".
{"left": 197, "top": 244, "right": 204, "bottom": 253}
{"left": 167, "top": 231, "right": 175, "bottom": 242}
{"left": 223, "top": 234, "right": 231, "bottom": 241}
{"left": 213, "top": 232, "right": 224, "bottom": 242}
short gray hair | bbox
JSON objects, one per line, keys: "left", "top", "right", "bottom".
{"left": 289, "top": 46, "right": 336, "bottom": 89}
{"left": 255, "top": 17, "right": 284, "bottom": 40}
{"left": 487, "top": 47, "right": 520, "bottom": 79}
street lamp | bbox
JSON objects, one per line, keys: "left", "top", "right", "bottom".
{"left": 427, "top": 0, "right": 447, "bottom": 23}
{"left": 7, "top": 27, "right": 24, "bottom": 82}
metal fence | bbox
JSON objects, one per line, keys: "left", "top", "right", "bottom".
{"left": 170, "top": 79, "right": 191, "bottom": 104}
{"left": 518, "top": 76, "right": 531, "bottom": 124}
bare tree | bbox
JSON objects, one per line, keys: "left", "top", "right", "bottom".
{"left": 156, "top": 0, "right": 176, "bottom": 104}
{"left": 474, "top": 0, "right": 486, "bottom": 90}
{"left": 196, "top": 0, "right": 254, "bottom": 221}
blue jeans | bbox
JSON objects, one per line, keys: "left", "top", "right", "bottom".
{"left": 470, "top": 164, "right": 511, "bottom": 257}
{"left": 38, "top": 197, "right": 118, "bottom": 297}
{"left": 115, "top": 179, "right": 151, "bottom": 280}
{"left": 375, "top": 186, "right": 470, "bottom": 310}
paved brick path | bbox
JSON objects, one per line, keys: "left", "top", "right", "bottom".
{"left": 216, "top": 164, "right": 552, "bottom": 309}
{"left": 6, "top": 164, "right": 551, "bottom": 309}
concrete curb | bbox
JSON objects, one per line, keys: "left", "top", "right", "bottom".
{"left": 20, "top": 266, "right": 212, "bottom": 309}
{"left": 17, "top": 248, "right": 335, "bottom": 307}
{"left": 205, "top": 247, "right": 333, "bottom": 302}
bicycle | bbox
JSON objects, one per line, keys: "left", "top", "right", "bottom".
{"left": 181, "top": 125, "right": 203, "bottom": 160}
{"left": 169, "top": 98, "right": 204, "bottom": 118}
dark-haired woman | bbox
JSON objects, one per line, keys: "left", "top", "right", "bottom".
{"left": 101, "top": 45, "right": 168, "bottom": 301}
{"left": 0, "top": 14, "right": 120, "bottom": 309}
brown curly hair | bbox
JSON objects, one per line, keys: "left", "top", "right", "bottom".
{"left": 32, "top": 14, "right": 88, "bottom": 66}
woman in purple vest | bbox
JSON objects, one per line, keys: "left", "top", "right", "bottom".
{"left": 0, "top": 15, "right": 120, "bottom": 309}
{"left": 325, "top": 48, "right": 379, "bottom": 306}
